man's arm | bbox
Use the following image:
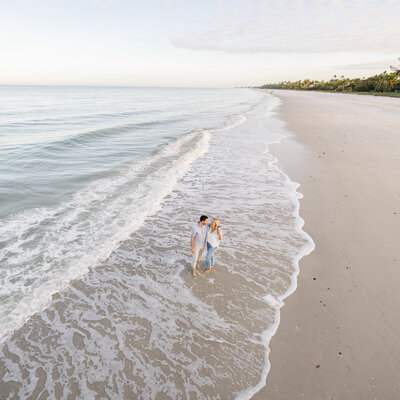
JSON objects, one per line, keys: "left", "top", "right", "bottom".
{"left": 191, "top": 236, "right": 195, "bottom": 253}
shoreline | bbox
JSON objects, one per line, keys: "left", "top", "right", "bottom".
{"left": 253, "top": 90, "right": 400, "bottom": 399}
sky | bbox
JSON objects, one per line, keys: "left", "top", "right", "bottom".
{"left": 0, "top": 0, "right": 399, "bottom": 87}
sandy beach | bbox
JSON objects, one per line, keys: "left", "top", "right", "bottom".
{"left": 254, "top": 90, "right": 400, "bottom": 399}
{"left": 1, "top": 88, "right": 399, "bottom": 399}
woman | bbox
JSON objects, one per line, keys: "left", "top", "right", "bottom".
{"left": 204, "top": 219, "right": 222, "bottom": 273}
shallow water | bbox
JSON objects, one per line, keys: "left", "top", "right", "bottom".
{"left": 0, "top": 87, "right": 313, "bottom": 399}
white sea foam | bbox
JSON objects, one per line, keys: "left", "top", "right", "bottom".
{"left": 262, "top": 294, "right": 283, "bottom": 308}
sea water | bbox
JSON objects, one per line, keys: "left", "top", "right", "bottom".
{"left": 0, "top": 86, "right": 313, "bottom": 399}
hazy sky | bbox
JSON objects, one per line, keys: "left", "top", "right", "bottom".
{"left": 0, "top": 0, "right": 399, "bottom": 87}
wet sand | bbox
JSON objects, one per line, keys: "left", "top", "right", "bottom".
{"left": 254, "top": 90, "right": 400, "bottom": 399}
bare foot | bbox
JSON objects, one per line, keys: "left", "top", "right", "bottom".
{"left": 193, "top": 269, "right": 198, "bottom": 277}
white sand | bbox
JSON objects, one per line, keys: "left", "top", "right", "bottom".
{"left": 253, "top": 90, "right": 400, "bottom": 399}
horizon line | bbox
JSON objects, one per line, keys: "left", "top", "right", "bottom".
{"left": 0, "top": 84, "right": 246, "bottom": 90}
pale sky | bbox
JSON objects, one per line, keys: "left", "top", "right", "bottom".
{"left": 0, "top": 0, "right": 399, "bottom": 87}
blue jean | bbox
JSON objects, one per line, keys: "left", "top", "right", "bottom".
{"left": 205, "top": 242, "right": 217, "bottom": 270}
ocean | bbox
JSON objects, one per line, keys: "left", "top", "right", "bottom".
{"left": 0, "top": 86, "right": 313, "bottom": 399}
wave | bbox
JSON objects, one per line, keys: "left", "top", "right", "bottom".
{"left": 0, "top": 109, "right": 151, "bottom": 126}
{"left": 1, "top": 117, "right": 185, "bottom": 149}
{"left": 50, "top": 118, "right": 183, "bottom": 146}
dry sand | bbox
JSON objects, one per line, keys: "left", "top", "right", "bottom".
{"left": 253, "top": 90, "right": 400, "bottom": 399}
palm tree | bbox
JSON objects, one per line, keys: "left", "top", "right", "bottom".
{"left": 376, "top": 71, "right": 387, "bottom": 92}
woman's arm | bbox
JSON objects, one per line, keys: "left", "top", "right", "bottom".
{"left": 217, "top": 227, "right": 222, "bottom": 241}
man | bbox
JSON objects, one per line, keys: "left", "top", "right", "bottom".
{"left": 191, "top": 215, "right": 208, "bottom": 277}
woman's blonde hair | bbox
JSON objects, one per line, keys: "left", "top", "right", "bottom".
{"left": 211, "top": 218, "right": 220, "bottom": 231}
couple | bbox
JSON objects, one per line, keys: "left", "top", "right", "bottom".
{"left": 190, "top": 215, "right": 223, "bottom": 277}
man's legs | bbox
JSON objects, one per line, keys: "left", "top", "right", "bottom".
{"left": 192, "top": 246, "right": 204, "bottom": 276}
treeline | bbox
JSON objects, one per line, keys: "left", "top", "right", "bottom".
{"left": 260, "top": 59, "right": 400, "bottom": 93}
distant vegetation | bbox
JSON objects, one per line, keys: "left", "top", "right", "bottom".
{"left": 260, "top": 58, "right": 400, "bottom": 95}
